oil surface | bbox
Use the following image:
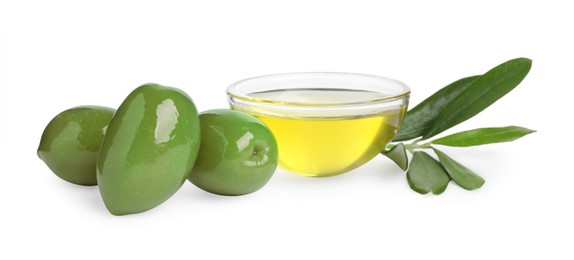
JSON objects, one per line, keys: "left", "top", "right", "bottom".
{"left": 246, "top": 89, "right": 405, "bottom": 177}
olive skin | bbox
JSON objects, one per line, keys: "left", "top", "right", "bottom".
{"left": 97, "top": 83, "right": 200, "bottom": 215}
{"left": 188, "top": 109, "right": 278, "bottom": 196}
{"left": 38, "top": 106, "right": 115, "bottom": 186}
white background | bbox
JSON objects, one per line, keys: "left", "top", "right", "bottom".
{"left": 1, "top": 0, "right": 572, "bottom": 259}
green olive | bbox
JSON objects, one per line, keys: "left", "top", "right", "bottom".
{"left": 97, "top": 83, "right": 200, "bottom": 215}
{"left": 38, "top": 106, "right": 115, "bottom": 186}
{"left": 188, "top": 109, "right": 278, "bottom": 196}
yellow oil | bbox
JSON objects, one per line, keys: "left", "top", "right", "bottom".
{"left": 239, "top": 89, "right": 406, "bottom": 177}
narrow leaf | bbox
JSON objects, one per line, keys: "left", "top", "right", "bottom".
{"left": 407, "top": 151, "right": 450, "bottom": 195}
{"left": 431, "top": 126, "right": 536, "bottom": 147}
{"left": 382, "top": 143, "right": 408, "bottom": 170}
{"left": 433, "top": 148, "right": 484, "bottom": 190}
{"left": 393, "top": 76, "right": 480, "bottom": 141}
{"left": 423, "top": 58, "right": 532, "bottom": 139}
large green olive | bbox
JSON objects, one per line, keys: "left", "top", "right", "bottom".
{"left": 188, "top": 109, "right": 278, "bottom": 196}
{"left": 97, "top": 83, "right": 200, "bottom": 215}
{"left": 38, "top": 106, "right": 115, "bottom": 186}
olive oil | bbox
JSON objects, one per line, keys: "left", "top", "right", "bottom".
{"left": 243, "top": 89, "right": 406, "bottom": 177}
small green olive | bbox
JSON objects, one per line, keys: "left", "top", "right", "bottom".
{"left": 38, "top": 106, "right": 115, "bottom": 186}
{"left": 188, "top": 109, "right": 278, "bottom": 196}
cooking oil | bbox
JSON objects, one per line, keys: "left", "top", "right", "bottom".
{"left": 235, "top": 89, "right": 406, "bottom": 177}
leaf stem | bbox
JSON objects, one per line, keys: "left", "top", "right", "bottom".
{"left": 397, "top": 139, "right": 433, "bottom": 154}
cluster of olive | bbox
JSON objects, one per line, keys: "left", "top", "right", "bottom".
{"left": 38, "top": 83, "right": 278, "bottom": 215}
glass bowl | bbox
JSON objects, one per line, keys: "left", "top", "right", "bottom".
{"left": 227, "top": 72, "right": 410, "bottom": 177}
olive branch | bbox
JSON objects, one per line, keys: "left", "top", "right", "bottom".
{"left": 382, "top": 58, "right": 535, "bottom": 194}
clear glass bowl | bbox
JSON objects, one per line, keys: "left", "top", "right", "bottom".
{"left": 227, "top": 72, "right": 410, "bottom": 177}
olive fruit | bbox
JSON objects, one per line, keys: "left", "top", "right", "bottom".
{"left": 188, "top": 109, "right": 278, "bottom": 196}
{"left": 97, "top": 83, "right": 200, "bottom": 215}
{"left": 38, "top": 106, "right": 115, "bottom": 186}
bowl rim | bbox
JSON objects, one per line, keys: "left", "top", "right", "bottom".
{"left": 226, "top": 72, "right": 411, "bottom": 107}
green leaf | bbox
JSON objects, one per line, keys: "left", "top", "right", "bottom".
{"left": 393, "top": 76, "right": 480, "bottom": 141}
{"left": 422, "top": 58, "right": 532, "bottom": 139}
{"left": 382, "top": 143, "right": 408, "bottom": 170}
{"left": 407, "top": 151, "right": 450, "bottom": 195}
{"left": 431, "top": 126, "right": 536, "bottom": 147}
{"left": 433, "top": 148, "right": 484, "bottom": 190}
